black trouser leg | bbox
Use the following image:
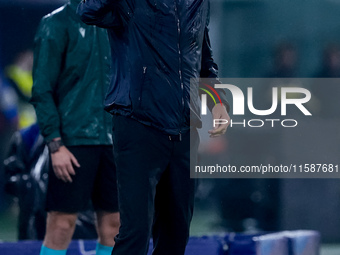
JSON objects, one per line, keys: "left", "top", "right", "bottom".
{"left": 111, "top": 116, "right": 199, "bottom": 255}
{"left": 152, "top": 129, "right": 199, "bottom": 255}
{"left": 112, "top": 116, "right": 170, "bottom": 255}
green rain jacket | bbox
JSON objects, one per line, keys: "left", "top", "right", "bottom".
{"left": 31, "top": 0, "right": 112, "bottom": 146}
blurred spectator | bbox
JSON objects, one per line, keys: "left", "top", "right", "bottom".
{"left": 0, "top": 72, "right": 18, "bottom": 211}
{"left": 0, "top": 73, "right": 18, "bottom": 131}
{"left": 5, "top": 49, "right": 36, "bottom": 129}
{"left": 267, "top": 42, "right": 298, "bottom": 78}
{"left": 251, "top": 42, "right": 299, "bottom": 231}
{"left": 311, "top": 43, "right": 340, "bottom": 118}
{"left": 251, "top": 42, "right": 302, "bottom": 112}
{"left": 315, "top": 43, "right": 340, "bottom": 78}
{"left": 3, "top": 123, "right": 97, "bottom": 240}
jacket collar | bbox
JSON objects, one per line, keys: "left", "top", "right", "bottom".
{"left": 67, "top": 0, "right": 83, "bottom": 21}
{"left": 69, "top": 0, "right": 81, "bottom": 10}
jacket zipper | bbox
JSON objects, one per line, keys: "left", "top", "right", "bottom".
{"left": 98, "top": 26, "right": 109, "bottom": 143}
{"left": 174, "top": 0, "right": 184, "bottom": 141}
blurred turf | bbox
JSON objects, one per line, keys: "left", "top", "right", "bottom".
{"left": 0, "top": 202, "right": 18, "bottom": 242}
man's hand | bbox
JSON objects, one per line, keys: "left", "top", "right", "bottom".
{"left": 51, "top": 146, "right": 80, "bottom": 183}
{"left": 208, "top": 104, "right": 230, "bottom": 138}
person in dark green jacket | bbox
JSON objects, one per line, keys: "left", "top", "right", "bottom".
{"left": 30, "top": 1, "right": 119, "bottom": 255}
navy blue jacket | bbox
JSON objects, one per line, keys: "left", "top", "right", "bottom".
{"left": 77, "top": 0, "right": 229, "bottom": 135}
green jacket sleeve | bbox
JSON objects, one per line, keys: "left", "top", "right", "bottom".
{"left": 31, "top": 15, "right": 67, "bottom": 142}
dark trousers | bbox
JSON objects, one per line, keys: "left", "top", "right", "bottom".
{"left": 111, "top": 115, "right": 199, "bottom": 255}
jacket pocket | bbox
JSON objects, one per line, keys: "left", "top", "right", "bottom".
{"left": 132, "top": 65, "right": 155, "bottom": 118}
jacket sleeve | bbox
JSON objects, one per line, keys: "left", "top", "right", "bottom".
{"left": 77, "top": 0, "right": 123, "bottom": 28}
{"left": 30, "top": 17, "right": 67, "bottom": 142}
{"left": 200, "top": 27, "right": 230, "bottom": 113}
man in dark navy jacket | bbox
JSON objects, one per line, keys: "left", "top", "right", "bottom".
{"left": 77, "top": 1, "right": 230, "bottom": 254}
